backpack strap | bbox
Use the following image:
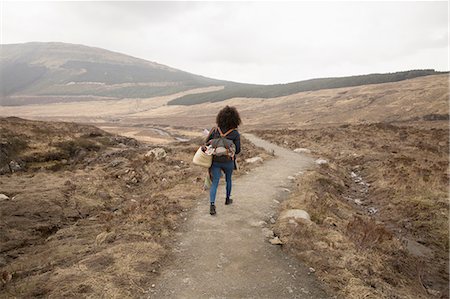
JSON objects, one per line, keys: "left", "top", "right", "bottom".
{"left": 205, "top": 127, "right": 216, "bottom": 143}
{"left": 218, "top": 127, "right": 235, "bottom": 137}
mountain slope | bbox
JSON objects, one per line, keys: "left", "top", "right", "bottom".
{"left": 0, "top": 42, "right": 446, "bottom": 106}
{"left": 0, "top": 42, "right": 225, "bottom": 105}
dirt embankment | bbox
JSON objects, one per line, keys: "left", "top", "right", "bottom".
{"left": 0, "top": 117, "right": 266, "bottom": 298}
{"left": 254, "top": 121, "right": 449, "bottom": 299}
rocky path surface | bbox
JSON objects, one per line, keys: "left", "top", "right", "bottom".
{"left": 150, "top": 134, "right": 330, "bottom": 299}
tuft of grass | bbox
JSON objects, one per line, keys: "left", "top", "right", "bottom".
{"left": 392, "top": 190, "right": 449, "bottom": 252}
{"left": 55, "top": 137, "right": 102, "bottom": 157}
{"left": 0, "top": 136, "right": 28, "bottom": 166}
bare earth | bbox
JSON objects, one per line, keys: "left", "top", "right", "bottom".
{"left": 150, "top": 134, "right": 329, "bottom": 299}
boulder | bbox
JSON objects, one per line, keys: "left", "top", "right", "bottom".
{"left": 315, "top": 159, "right": 328, "bottom": 165}
{"left": 279, "top": 209, "right": 311, "bottom": 222}
{"left": 145, "top": 148, "right": 167, "bottom": 161}
{"left": 294, "top": 148, "right": 311, "bottom": 154}
{"left": 9, "top": 161, "right": 22, "bottom": 172}
{"left": 245, "top": 157, "right": 263, "bottom": 164}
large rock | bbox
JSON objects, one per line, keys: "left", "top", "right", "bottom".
{"left": 315, "top": 159, "right": 328, "bottom": 165}
{"left": 0, "top": 194, "right": 9, "bottom": 201}
{"left": 9, "top": 161, "right": 22, "bottom": 172}
{"left": 145, "top": 148, "right": 167, "bottom": 161}
{"left": 245, "top": 157, "right": 263, "bottom": 164}
{"left": 294, "top": 148, "right": 311, "bottom": 154}
{"left": 279, "top": 209, "right": 311, "bottom": 222}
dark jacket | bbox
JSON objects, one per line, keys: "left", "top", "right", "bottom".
{"left": 206, "top": 127, "right": 241, "bottom": 163}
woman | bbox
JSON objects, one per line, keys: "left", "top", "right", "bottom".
{"left": 206, "top": 106, "right": 241, "bottom": 215}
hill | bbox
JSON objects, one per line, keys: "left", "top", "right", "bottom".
{"left": 167, "top": 69, "right": 445, "bottom": 105}
{"left": 105, "top": 74, "right": 450, "bottom": 131}
{"left": 0, "top": 42, "right": 224, "bottom": 105}
{"left": 1, "top": 42, "right": 446, "bottom": 106}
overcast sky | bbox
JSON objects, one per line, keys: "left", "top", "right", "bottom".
{"left": 1, "top": 1, "right": 448, "bottom": 84}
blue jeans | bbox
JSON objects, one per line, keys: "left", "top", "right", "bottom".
{"left": 209, "top": 161, "right": 234, "bottom": 204}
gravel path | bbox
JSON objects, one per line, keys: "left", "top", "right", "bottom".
{"left": 150, "top": 134, "right": 330, "bottom": 299}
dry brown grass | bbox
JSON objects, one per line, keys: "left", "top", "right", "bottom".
{"left": 0, "top": 117, "right": 268, "bottom": 298}
{"left": 1, "top": 74, "right": 447, "bottom": 133}
{"left": 255, "top": 121, "right": 449, "bottom": 299}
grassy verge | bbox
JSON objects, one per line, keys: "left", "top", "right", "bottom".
{"left": 254, "top": 121, "right": 449, "bottom": 298}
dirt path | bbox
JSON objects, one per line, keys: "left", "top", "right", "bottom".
{"left": 150, "top": 134, "right": 330, "bottom": 299}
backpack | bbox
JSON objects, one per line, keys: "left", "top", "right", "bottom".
{"left": 207, "top": 127, "right": 236, "bottom": 158}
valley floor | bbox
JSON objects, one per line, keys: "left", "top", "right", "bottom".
{"left": 1, "top": 117, "right": 448, "bottom": 299}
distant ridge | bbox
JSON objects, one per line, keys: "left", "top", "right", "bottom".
{"left": 0, "top": 42, "right": 446, "bottom": 106}
{"left": 168, "top": 69, "right": 447, "bottom": 105}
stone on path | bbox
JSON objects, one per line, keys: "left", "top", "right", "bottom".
{"left": 245, "top": 156, "right": 263, "bottom": 164}
{"left": 269, "top": 237, "right": 284, "bottom": 245}
{"left": 294, "top": 148, "right": 311, "bottom": 154}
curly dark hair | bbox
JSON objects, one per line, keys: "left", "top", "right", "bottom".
{"left": 216, "top": 106, "right": 241, "bottom": 131}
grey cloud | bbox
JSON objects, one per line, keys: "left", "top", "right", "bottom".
{"left": 2, "top": 1, "right": 448, "bottom": 84}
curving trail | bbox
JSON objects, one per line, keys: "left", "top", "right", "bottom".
{"left": 150, "top": 134, "right": 330, "bottom": 299}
